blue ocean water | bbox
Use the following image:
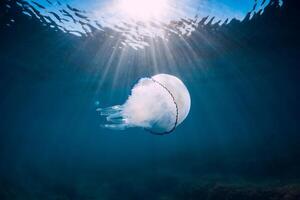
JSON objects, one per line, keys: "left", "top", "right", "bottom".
{"left": 0, "top": 0, "right": 300, "bottom": 199}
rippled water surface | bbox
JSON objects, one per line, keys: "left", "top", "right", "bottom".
{"left": 5, "top": 0, "right": 282, "bottom": 49}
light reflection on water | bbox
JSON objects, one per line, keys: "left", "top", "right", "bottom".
{"left": 7, "top": 0, "right": 282, "bottom": 49}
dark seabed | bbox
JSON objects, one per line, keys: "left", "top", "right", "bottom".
{"left": 0, "top": 0, "right": 300, "bottom": 199}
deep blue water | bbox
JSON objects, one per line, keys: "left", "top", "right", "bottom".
{"left": 0, "top": 0, "right": 300, "bottom": 199}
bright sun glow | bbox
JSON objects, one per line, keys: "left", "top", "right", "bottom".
{"left": 117, "top": 0, "right": 170, "bottom": 22}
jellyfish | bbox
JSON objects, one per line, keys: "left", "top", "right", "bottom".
{"left": 97, "top": 74, "right": 191, "bottom": 135}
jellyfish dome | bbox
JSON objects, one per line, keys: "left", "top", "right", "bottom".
{"left": 98, "top": 74, "right": 191, "bottom": 135}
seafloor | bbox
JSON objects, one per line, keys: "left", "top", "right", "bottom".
{"left": 1, "top": 172, "right": 300, "bottom": 200}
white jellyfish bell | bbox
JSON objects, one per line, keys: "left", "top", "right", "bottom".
{"left": 97, "top": 74, "right": 191, "bottom": 135}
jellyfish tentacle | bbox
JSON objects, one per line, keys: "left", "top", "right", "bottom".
{"left": 97, "top": 105, "right": 123, "bottom": 115}
{"left": 101, "top": 123, "right": 128, "bottom": 130}
{"left": 97, "top": 105, "right": 129, "bottom": 130}
{"left": 107, "top": 116, "right": 126, "bottom": 124}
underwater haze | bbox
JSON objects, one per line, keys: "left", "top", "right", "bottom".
{"left": 0, "top": 0, "right": 300, "bottom": 199}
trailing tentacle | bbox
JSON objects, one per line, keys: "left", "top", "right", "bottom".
{"left": 97, "top": 105, "right": 128, "bottom": 130}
